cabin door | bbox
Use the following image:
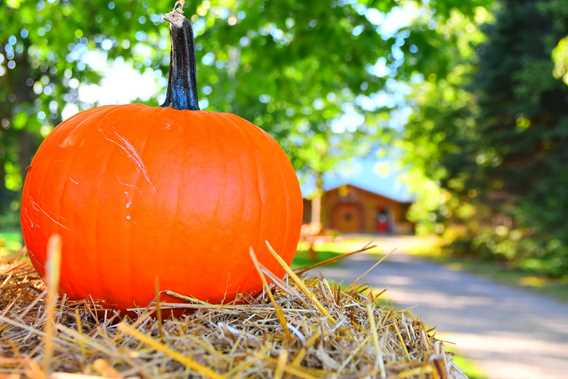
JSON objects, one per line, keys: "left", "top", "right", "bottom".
{"left": 332, "top": 203, "right": 363, "bottom": 233}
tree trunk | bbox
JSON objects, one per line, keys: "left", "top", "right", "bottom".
{"left": 308, "top": 171, "right": 324, "bottom": 261}
{"left": 18, "top": 130, "right": 37, "bottom": 182}
{"left": 310, "top": 171, "right": 324, "bottom": 233}
{"left": 3, "top": 40, "right": 40, "bottom": 205}
{"left": 0, "top": 149, "right": 9, "bottom": 214}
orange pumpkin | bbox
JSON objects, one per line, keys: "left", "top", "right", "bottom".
{"left": 20, "top": 8, "right": 302, "bottom": 309}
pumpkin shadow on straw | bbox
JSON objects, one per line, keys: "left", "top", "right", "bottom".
{"left": 123, "top": 240, "right": 378, "bottom": 320}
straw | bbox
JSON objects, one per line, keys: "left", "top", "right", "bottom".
{"left": 42, "top": 234, "right": 62, "bottom": 376}
{"left": 117, "top": 322, "right": 224, "bottom": 379}
{"left": 0, "top": 238, "right": 466, "bottom": 378}
{"left": 249, "top": 248, "right": 292, "bottom": 341}
{"left": 265, "top": 240, "right": 335, "bottom": 324}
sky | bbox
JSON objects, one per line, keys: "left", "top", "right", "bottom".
{"left": 65, "top": 2, "right": 420, "bottom": 202}
{"left": 302, "top": 156, "right": 414, "bottom": 202}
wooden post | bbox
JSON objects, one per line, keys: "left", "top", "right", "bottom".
{"left": 308, "top": 171, "right": 324, "bottom": 261}
{"left": 310, "top": 171, "right": 324, "bottom": 233}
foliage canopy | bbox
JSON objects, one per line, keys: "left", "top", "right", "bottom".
{"left": 5, "top": 0, "right": 568, "bottom": 276}
{"left": 0, "top": 0, "right": 487, "bottom": 221}
{"left": 401, "top": 0, "right": 568, "bottom": 275}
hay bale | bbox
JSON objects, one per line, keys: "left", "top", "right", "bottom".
{"left": 0, "top": 247, "right": 467, "bottom": 379}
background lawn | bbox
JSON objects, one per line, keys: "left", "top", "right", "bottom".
{"left": 293, "top": 237, "right": 379, "bottom": 269}
{"left": 292, "top": 249, "right": 341, "bottom": 269}
{"left": 0, "top": 230, "right": 22, "bottom": 254}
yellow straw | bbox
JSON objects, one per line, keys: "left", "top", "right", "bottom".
{"left": 42, "top": 234, "right": 62, "bottom": 375}
{"left": 249, "top": 248, "right": 291, "bottom": 340}
{"left": 117, "top": 322, "right": 224, "bottom": 379}
{"left": 265, "top": 241, "right": 335, "bottom": 324}
{"left": 291, "top": 330, "right": 321, "bottom": 366}
{"left": 274, "top": 349, "right": 288, "bottom": 379}
{"left": 367, "top": 303, "right": 386, "bottom": 379}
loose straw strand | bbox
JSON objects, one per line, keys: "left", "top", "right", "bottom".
{"left": 367, "top": 302, "right": 386, "bottom": 379}
{"left": 42, "top": 234, "right": 62, "bottom": 376}
{"left": 118, "top": 322, "right": 224, "bottom": 379}
{"left": 265, "top": 241, "right": 336, "bottom": 324}
{"left": 249, "top": 248, "right": 292, "bottom": 341}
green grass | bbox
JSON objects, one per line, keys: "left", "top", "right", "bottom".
{"left": 0, "top": 230, "right": 22, "bottom": 254}
{"left": 297, "top": 239, "right": 379, "bottom": 254}
{"left": 292, "top": 237, "right": 379, "bottom": 269}
{"left": 292, "top": 249, "right": 342, "bottom": 269}
{"left": 451, "top": 353, "right": 488, "bottom": 379}
{"left": 442, "top": 344, "right": 487, "bottom": 379}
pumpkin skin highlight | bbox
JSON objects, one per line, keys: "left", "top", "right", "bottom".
{"left": 21, "top": 104, "right": 303, "bottom": 309}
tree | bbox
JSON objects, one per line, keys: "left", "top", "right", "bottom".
{"left": 402, "top": 0, "right": 568, "bottom": 275}
{"left": 397, "top": 5, "right": 491, "bottom": 234}
{"left": 0, "top": 0, "right": 393, "bottom": 222}
{"left": 472, "top": 0, "right": 568, "bottom": 271}
{"left": 0, "top": 0, "right": 497, "bottom": 228}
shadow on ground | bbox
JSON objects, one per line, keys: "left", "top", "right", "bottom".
{"left": 309, "top": 238, "right": 568, "bottom": 379}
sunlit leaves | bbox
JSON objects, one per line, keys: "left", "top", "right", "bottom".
{"left": 552, "top": 36, "right": 568, "bottom": 85}
{"left": 0, "top": 0, "right": 501, "bottom": 220}
{"left": 402, "top": 0, "right": 568, "bottom": 274}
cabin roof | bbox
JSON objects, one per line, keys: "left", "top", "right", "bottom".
{"left": 304, "top": 183, "right": 414, "bottom": 205}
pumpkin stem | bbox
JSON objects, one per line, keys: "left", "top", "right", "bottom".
{"left": 162, "top": 9, "right": 200, "bottom": 111}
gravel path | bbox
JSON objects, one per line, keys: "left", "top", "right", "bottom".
{"left": 310, "top": 248, "right": 568, "bottom": 379}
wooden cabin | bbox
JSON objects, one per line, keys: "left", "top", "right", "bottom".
{"left": 303, "top": 184, "right": 414, "bottom": 235}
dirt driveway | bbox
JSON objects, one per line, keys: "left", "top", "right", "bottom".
{"left": 310, "top": 238, "right": 568, "bottom": 379}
